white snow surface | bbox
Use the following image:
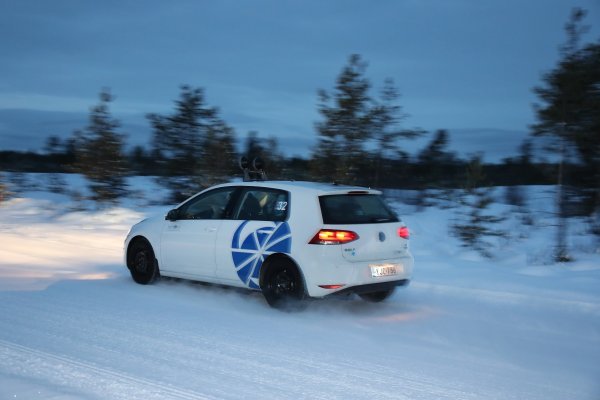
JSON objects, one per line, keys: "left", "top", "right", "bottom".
{"left": 0, "top": 174, "right": 599, "bottom": 399}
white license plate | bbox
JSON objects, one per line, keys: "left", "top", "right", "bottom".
{"left": 370, "top": 263, "right": 400, "bottom": 277}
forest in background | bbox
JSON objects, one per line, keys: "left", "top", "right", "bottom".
{"left": 1, "top": 8, "right": 598, "bottom": 259}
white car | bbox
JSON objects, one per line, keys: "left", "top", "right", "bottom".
{"left": 124, "top": 180, "right": 413, "bottom": 309}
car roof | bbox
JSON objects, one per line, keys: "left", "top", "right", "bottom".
{"left": 213, "top": 180, "right": 382, "bottom": 196}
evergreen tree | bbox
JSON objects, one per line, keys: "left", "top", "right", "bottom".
{"left": 242, "top": 131, "right": 284, "bottom": 179}
{"left": 416, "top": 129, "right": 458, "bottom": 207}
{"left": 313, "top": 54, "right": 374, "bottom": 184}
{"left": 532, "top": 8, "right": 600, "bottom": 217}
{"left": 0, "top": 172, "right": 8, "bottom": 202}
{"left": 200, "top": 119, "right": 238, "bottom": 185}
{"left": 72, "top": 89, "right": 127, "bottom": 203}
{"left": 244, "top": 131, "right": 266, "bottom": 160}
{"left": 148, "top": 85, "right": 237, "bottom": 200}
{"left": 371, "top": 79, "right": 424, "bottom": 186}
{"left": 417, "top": 130, "right": 458, "bottom": 183}
{"left": 451, "top": 156, "right": 506, "bottom": 258}
{"left": 503, "top": 140, "right": 533, "bottom": 227}
{"left": 531, "top": 8, "right": 600, "bottom": 258}
{"left": 129, "top": 145, "right": 146, "bottom": 171}
{"left": 313, "top": 55, "right": 420, "bottom": 185}
{"left": 44, "top": 135, "right": 62, "bottom": 155}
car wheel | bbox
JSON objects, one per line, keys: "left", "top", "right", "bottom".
{"left": 128, "top": 239, "right": 159, "bottom": 285}
{"left": 261, "top": 258, "right": 305, "bottom": 310}
{"left": 358, "top": 288, "right": 395, "bottom": 302}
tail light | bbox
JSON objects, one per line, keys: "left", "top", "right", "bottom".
{"left": 309, "top": 229, "right": 359, "bottom": 245}
{"left": 398, "top": 226, "right": 410, "bottom": 239}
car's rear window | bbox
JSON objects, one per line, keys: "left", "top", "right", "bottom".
{"left": 319, "top": 194, "right": 399, "bottom": 224}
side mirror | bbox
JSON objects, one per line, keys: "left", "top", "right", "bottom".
{"left": 165, "top": 209, "right": 179, "bottom": 221}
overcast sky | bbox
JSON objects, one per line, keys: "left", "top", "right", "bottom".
{"left": 1, "top": 0, "right": 599, "bottom": 162}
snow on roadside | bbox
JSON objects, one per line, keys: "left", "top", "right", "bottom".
{"left": 0, "top": 175, "right": 599, "bottom": 399}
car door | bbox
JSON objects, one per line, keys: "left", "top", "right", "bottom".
{"left": 215, "top": 187, "right": 291, "bottom": 289}
{"left": 160, "top": 186, "right": 238, "bottom": 279}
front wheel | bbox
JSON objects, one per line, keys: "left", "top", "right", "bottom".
{"left": 128, "top": 239, "right": 159, "bottom": 285}
{"left": 358, "top": 288, "right": 395, "bottom": 303}
{"left": 261, "top": 258, "right": 305, "bottom": 310}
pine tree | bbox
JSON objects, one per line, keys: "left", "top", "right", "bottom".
{"left": 532, "top": 8, "right": 600, "bottom": 217}
{"left": 417, "top": 130, "right": 458, "bottom": 183}
{"left": 313, "top": 55, "right": 421, "bottom": 185}
{"left": 148, "top": 85, "right": 237, "bottom": 200}
{"left": 416, "top": 129, "right": 458, "bottom": 207}
{"left": 0, "top": 172, "right": 8, "bottom": 202}
{"left": 313, "top": 55, "right": 374, "bottom": 184}
{"left": 371, "top": 79, "right": 424, "bottom": 186}
{"left": 451, "top": 156, "right": 506, "bottom": 258}
{"left": 531, "top": 8, "right": 600, "bottom": 258}
{"left": 72, "top": 89, "right": 127, "bottom": 203}
{"left": 200, "top": 120, "right": 238, "bottom": 186}
{"left": 241, "top": 131, "right": 284, "bottom": 179}
{"left": 44, "top": 135, "right": 62, "bottom": 155}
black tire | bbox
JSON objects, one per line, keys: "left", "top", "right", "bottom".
{"left": 128, "top": 239, "right": 159, "bottom": 285}
{"left": 358, "top": 288, "right": 395, "bottom": 303}
{"left": 261, "top": 258, "right": 305, "bottom": 310}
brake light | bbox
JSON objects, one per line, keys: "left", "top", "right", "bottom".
{"left": 397, "top": 226, "right": 410, "bottom": 239}
{"left": 309, "top": 229, "right": 359, "bottom": 245}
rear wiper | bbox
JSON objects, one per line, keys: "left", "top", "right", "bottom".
{"left": 372, "top": 217, "right": 393, "bottom": 222}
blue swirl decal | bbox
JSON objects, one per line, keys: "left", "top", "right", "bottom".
{"left": 231, "top": 221, "right": 292, "bottom": 289}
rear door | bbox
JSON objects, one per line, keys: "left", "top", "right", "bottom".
{"left": 215, "top": 187, "right": 291, "bottom": 288}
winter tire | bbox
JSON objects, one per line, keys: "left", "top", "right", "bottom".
{"left": 261, "top": 258, "right": 305, "bottom": 310}
{"left": 128, "top": 239, "right": 159, "bottom": 285}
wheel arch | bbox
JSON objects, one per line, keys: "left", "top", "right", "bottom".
{"left": 126, "top": 235, "right": 157, "bottom": 269}
{"left": 260, "top": 253, "right": 307, "bottom": 295}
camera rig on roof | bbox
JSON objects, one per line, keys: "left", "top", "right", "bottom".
{"left": 239, "top": 156, "right": 268, "bottom": 182}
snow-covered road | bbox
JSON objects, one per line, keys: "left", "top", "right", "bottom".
{"left": 1, "top": 265, "right": 598, "bottom": 399}
{"left": 1, "top": 181, "right": 599, "bottom": 399}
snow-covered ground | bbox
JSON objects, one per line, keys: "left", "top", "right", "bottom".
{"left": 1, "top": 174, "right": 599, "bottom": 399}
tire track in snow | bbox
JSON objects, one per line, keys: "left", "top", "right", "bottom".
{"left": 411, "top": 282, "right": 600, "bottom": 315}
{"left": 171, "top": 333, "right": 484, "bottom": 400}
{"left": 0, "top": 339, "right": 214, "bottom": 400}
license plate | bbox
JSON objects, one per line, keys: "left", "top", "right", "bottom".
{"left": 370, "top": 263, "right": 400, "bottom": 277}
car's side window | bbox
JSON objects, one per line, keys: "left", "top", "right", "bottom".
{"left": 234, "top": 188, "right": 289, "bottom": 221}
{"left": 177, "top": 187, "right": 238, "bottom": 220}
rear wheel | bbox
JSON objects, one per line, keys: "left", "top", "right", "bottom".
{"left": 128, "top": 239, "right": 159, "bottom": 284}
{"left": 261, "top": 258, "right": 305, "bottom": 310}
{"left": 358, "top": 288, "right": 395, "bottom": 302}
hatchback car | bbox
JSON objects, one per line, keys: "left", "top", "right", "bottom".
{"left": 124, "top": 180, "right": 413, "bottom": 309}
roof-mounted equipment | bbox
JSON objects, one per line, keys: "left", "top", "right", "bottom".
{"left": 240, "top": 156, "right": 268, "bottom": 182}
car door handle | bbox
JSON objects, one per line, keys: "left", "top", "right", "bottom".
{"left": 205, "top": 227, "right": 217, "bottom": 232}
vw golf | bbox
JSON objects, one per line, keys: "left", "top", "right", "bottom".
{"left": 124, "top": 180, "right": 413, "bottom": 309}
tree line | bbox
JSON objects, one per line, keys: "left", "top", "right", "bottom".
{"left": 1, "top": 8, "right": 597, "bottom": 260}
{"left": 1, "top": 9, "right": 598, "bottom": 216}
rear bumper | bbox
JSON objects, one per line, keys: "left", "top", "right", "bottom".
{"left": 299, "top": 250, "right": 413, "bottom": 297}
{"left": 324, "top": 279, "right": 410, "bottom": 297}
